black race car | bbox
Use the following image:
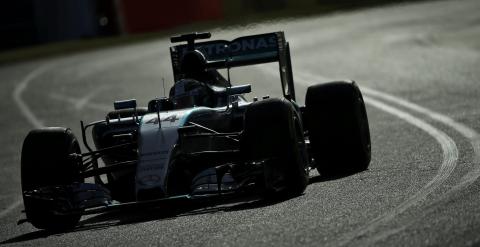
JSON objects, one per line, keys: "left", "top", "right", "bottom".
{"left": 20, "top": 31, "right": 371, "bottom": 230}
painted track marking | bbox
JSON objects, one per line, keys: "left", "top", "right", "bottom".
{"left": 297, "top": 70, "right": 480, "bottom": 195}
{"left": 1, "top": 64, "right": 57, "bottom": 220}
{"left": 360, "top": 86, "right": 480, "bottom": 192}
{"left": 72, "top": 85, "right": 111, "bottom": 110}
{"left": 359, "top": 86, "right": 480, "bottom": 244}
{"left": 294, "top": 70, "right": 480, "bottom": 245}
{"left": 0, "top": 200, "right": 23, "bottom": 219}
{"left": 12, "top": 64, "right": 55, "bottom": 129}
{"left": 259, "top": 67, "right": 462, "bottom": 244}
{"left": 49, "top": 93, "right": 111, "bottom": 112}
{"left": 332, "top": 96, "right": 458, "bottom": 246}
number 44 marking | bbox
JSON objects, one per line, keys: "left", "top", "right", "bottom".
{"left": 146, "top": 114, "right": 180, "bottom": 125}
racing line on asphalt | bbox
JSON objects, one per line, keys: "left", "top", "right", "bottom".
{"left": 331, "top": 96, "right": 458, "bottom": 246}
{"left": 360, "top": 86, "right": 480, "bottom": 194}
{"left": 294, "top": 70, "right": 480, "bottom": 245}
{"left": 1, "top": 63, "right": 57, "bottom": 220}
{"left": 298, "top": 70, "right": 480, "bottom": 198}
{"left": 12, "top": 63, "right": 55, "bottom": 129}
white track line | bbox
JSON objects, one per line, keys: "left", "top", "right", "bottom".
{"left": 0, "top": 200, "right": 23, "bottom": 219}
{"left": 332, "top": 96, "right": 458, "bottom": 246}
{"left": 73, "top": 85, "right": 110, "bottom": 110}
{"left": 2, "top": 64, "right": 56, "bottom": 219}
{"left": 360, "top": 86, "right": 480, "bottom": 192}
{"left": 49, "top": 93, "right": 111, "bottom": 112}
{"left": 260, "top": 67, "right": 460, "bottom": 244}
{"left": 12, "top": 64, "right": 55, "bottom": 129}
{"left": 293, "top": 70, "right": 480, "bottom": 245}
{"left": 359, "top": 86, "right": 480, "bottom": 244}
{"left": 297, "top": 71, "right": 480, "bottom": 195}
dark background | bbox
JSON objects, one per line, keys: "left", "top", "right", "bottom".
{"left": 0, "top": 0, "right": 422, "bottom": 51}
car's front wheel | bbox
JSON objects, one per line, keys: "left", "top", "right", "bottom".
{"left": 21, "top": 127, "right": 83, "bottom": 230}
{"left": 242, "top": 98, "right": 308, "bottom": 197}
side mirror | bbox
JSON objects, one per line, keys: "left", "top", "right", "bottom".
{"left": 226, "top": 84, "right": 251, "bottom": 96}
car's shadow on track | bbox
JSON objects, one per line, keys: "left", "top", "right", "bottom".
{"left": 1, "top": 171, "right": 362, "bottom": 245}
{"left": 0, "top": 199, "right": 286, "bottom": 245}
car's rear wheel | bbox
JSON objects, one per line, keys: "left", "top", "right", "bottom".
{"left": 21, "top": 127, "right": 83, "bottom": 230}
{"left": 305, "top": 81, "right": 371, "bottom": 176}
{"left": 242, "top": 98, "right": 308, "bottom": 197}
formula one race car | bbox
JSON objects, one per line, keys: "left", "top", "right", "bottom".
{"left": 20, "top": 31, "right": 371, "bottom": 230}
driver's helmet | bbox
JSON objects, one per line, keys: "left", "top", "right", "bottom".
{"left": 170, "top": 79, "right": 212, "bottom": 109}
{"left": 181, "top": 50, "right": 207, "bottom": 81}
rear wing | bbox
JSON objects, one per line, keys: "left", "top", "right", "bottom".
{"left": 170, "top": 32, "right": 296, "bottom": 100}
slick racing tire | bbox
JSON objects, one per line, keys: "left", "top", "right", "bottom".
{"left": 242, "top": 98, "right": 308, "bottom": 197}
{"left": 305, "top": 81, "right": 371, "bottom": 176}
{"left": 21, "top": 127, "right": 83, "bottom": 230}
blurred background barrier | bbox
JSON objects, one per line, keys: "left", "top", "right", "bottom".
{"left": 0, "top": 0, "right": 422, "bottom": 52}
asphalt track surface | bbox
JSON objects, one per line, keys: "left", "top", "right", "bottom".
{"left": 1, "top": 0, "right": 480, "bottom": 246}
